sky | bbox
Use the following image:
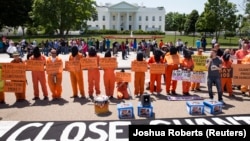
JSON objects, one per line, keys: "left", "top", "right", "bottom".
{"left": 95, "top": 0, "right": 245, "bottom": 15}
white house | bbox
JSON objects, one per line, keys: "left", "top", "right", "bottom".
{"left": 87, "top": 1, "right": 166, "bottom": 32}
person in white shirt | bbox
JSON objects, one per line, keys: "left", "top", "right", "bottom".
{"left": 6, "top": 40, "right": 17, "bottom": 58}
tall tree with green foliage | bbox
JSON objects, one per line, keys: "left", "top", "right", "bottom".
{"left": 0, "top": 0, "right": 32, "bottom": 35}
{"left": 31, "top": 0, "right": 97, "bottom": 36}
{"left": 165, "top": 12, "right": 186, "bottom": 34}
{"left": 196, "top": 0, "right": 237, "bottom": 41}
{"left": 183, "top": 10, "right": 199, "bottom": 35}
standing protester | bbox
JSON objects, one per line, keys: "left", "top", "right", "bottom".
{"left": 6, "top": 40, "right": 17, "bottom": 58}
{"left": 69, "top": 46, "right": 85, "bottom": 98}
{"left": 103, "top": 50, "right": 116, "bottom": 99}
{"left": 46, "top": 49, "right": 63, "bottom": 100}
{"left": 191, "top": 48, "right": 203, "bottom": 91}
{"left": 87, "top": 47, "right": 101, "bottom": 99}
{"left": 10, "top": 52, "right": 26, "bottom": 102}
{"left": 221, "top": 53, "right": 233, "bottom": 97}
{"left": 211, "top": 37, "right": 217, "bottom": 48}
{"left": 29, "top": 47, "right": 49, "bottom": 100}
{"left": 206, "top": 49, "right": 224, "bottom": 104}
{"left": 134, "top": 51, "right": 146, "bottom": 97}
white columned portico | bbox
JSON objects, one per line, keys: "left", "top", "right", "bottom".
{"left": 117, "top": 12, "right": 120, "bottom": 30}
{"left": 126, "top": 12, "right": 129, "bottom": 30}
{"left": 134, "top": 12, "right": 137, "bottom": 30}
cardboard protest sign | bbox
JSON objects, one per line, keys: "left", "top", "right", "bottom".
{"left": 149, "top": 64, "right": 165, "bottom": 74}
{"left": 182, "top": 70, "right": 191, "bottom": 81}
{"left": 172, "top": 70, "right": 183, "bottom": 80}
{"left": 165, "top": 55, "right": 180, "bottom": 65}
{"left": 46, "top": 62, "right": 63, "bottom": 74}
{"left": 115, "top": 72, "right": 131, "bottom": 82}
{"left": 65, "top": 61, "right": 81, "bottom": 72}
{"left": 190, "top": 72, "right": 206, "bottom": 83}
{"left": 99, "top": 58, "right": 117, "bottom": 69}
{"left": 232, "top": 64, "right": 250, "bottom": 85}
{"left": 192, "top": 55, "right": 208, "bottom": 71}
{"left": 26, "top": 60, "right": 45, "bottom": 71}
{"left": 1, "top": 63, "right": 26, "bottom": 81}
{"left": 4, "top": 81, "right": 24, "bottom": 93}
{"left": 220, "top": 68, "right": 233, "bottom": 78}
{"left": 80, "top": 57, "right": 98, "bottom": 69}
{"left": 131, "top": 61, "right": 148, "bottom": 72}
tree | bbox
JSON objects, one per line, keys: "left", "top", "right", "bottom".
{"left": 197, "top": 0, "right": 238, "bottom": 42}
{"left": 31, "top": 0, "right": 97, "bottom": 36}
{"left": 165, "top": 12, "right": 186, "bottom": 34}
{"left": 183, "top": 10, "right": 199, "bottom": 35}
{"left": 0, "top": 0, "right": 33, "bottom": 35}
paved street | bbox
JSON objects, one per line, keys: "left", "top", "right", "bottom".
{"left": 0, "top": 51, "right": 250, "bottom": 122}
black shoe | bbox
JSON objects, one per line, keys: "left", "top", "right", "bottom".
{"left": 195, "top": 88, "right": 201, "bottom": 91}
{"left": 81, "top": 96, "right": 86, "bottom": 99}
{"left": 171, "top": 91, "right": 176, "bottom": 95}
{"left": 70, "top": 95, "right": 78, "bottom": 98}
{"left": 43, "top": 96, "right": 48, "bottom": 100}
{"left": 89, "top": 95, "right": 94, "bottom": 99}
{"left": 0, "top": 101, "right": 6, "bottom": 104}
{"left": 109, "top": 96, "right": 113, "bottom": 99}
{"left": 32, "top": 97, "right": 39, "bottom": 100}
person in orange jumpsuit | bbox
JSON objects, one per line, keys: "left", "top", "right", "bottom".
{"left": 87, "top": 47, "right": 101, "bottom": 99}
{"left": 10, "top": 52, "right": 26, "bottom": 102}
{"left": 134, "top": 51, "right": 146, "bottom": 97}
{"left": 180, "top": 49, "right": 194, "bottom": 95}
{"left": 103, "top": 50, "right": 116, "bottom": 99}
{"left": 148, "top": 48, "right": 163, "bottom": 94}
{"left": 163, "top": 46, "right": 181, "bottom": 95}
{"left": 0, "top": 64, "right": 5, "bottom": 104}
{"left": 240, "top": 53, "right": 250, "bottom": 95}
{"left": 117, "top": 69, "right": 129, "bottom": 99}
{"left": 29, "top": 47, "right": 49, "bottom": 100}
{"left": 220, "top": 53, "right": 233, "bottom": 96}
{"left": 190, "top": 48, "right": 203, "bottom": 91}
{"left": 46, "top": 49, "right": 63, "bottom": 100}
{"left": 69, "top": 46, "right": 85, "bottom": 98}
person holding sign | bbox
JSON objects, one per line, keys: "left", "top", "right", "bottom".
{"left": 103, "top": 50, "right": 116, "bottom": 99}
{"left": 87, "top": 47, "right": 101, "bottom": 99}
{"left": 134, "top": 51, "right": 146, "bottom": 97}
{"left": 163, "top": 46, "right": 181, "bottom": 95}
{"left": 206, "top": 49, "right": 224, "bottom": 104}
{"left": 29, "top": 47, "right": 49, "bottom": 100}
{"left": 191, "top": 48, "right": 203, "bottom": 91}
{"left": 116, "top": 69, "right": 129, "bottom": 99}
{"left": 10, "top": 52, "right": 26, "bottom": 102}
{"left": 46, "top": 49, "right": 63, "bottom": 100}
{"left": 240, "top": 53, "right": 250, "bottom": 95}
{"left": 69, "top": 46, "right": 85, "bottom": 98}
{"left": 148, "top": 48, "right": 164, "bottom": 94}
{"left": 220, "top": 53, "right": 233, "bottom": 97}
{"left": 180, "top": 49, "right": 194, "bottom": 95}
{"left": 0, "top": 64, "right": 5, "bottom": 104}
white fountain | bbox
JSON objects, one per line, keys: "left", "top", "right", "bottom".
{"left": 130, "top": 31, "right": 133, "bottom": 37}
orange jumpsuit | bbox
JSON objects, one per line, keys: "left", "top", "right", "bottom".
{"left": 69, "top": 53, "right": 85, "bottom": 97}
{"left": 240, "top": 54, "right": 250, "bottom": 94}
{"left": 88, "top": 55, "right": 101, "bottom": 96}
{"left": 190, "top": 52, "right": 203, "bottom": 90}
{"left": 11, "top": 58, "right": 26, "bottom": 100}
{"left": 0, "top": 68, "right": 5, "bottom": 103}
{"left": 30, "top": 55, "right": 48, "bottom": 98}
{"left": 180, "top": 58, "right": 194, "bottom": 95}
{"left": 103, "top": 68, "right": 115, "bottom": 97}
{"left": 148, "top": 56, "right": 163, "bottom": 94}
{"left": 163, "top": 53, "right": 180, "bottom": 94}
{"left": 134, "top": 59, "right": 146, "bottom": 96}
{"left": 117, "top": 81, "right": 129, "bottom": 99}
{"left": 221, "top": 59, "right": 233, "bottom": 96}
{"left": 46, "top": 56, "right": 63, "bottom": 99}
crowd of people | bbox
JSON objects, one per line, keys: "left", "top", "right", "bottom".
{"left": 0, "top": 36, "right": 250, "bottom": 105}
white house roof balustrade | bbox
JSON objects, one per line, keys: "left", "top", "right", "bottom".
{"left": 108, "top": 1, "right": 139, "bottom": 12}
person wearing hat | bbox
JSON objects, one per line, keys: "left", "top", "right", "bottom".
{"left": 190, "top": 48, "right": 203, "bottom": 91}
{"left": 102, "top": 50, "right": 116, "bottom": 99}
{"left": 10, "top": 51, "right": 26, "bottom": 102}
{"left": 0, "top": 64, "right": 5, "bottom": 104}
{"left": 180, "top": 48, "right": 194, "bottom": 95}
{"left": 46, "top": 48, "right": 63, "bottom": 100}
{"left": 68, "top": 46, "right": 85, "bottom": 98}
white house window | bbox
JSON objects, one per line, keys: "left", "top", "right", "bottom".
{"left": 103, "top": 25, "right": 106, "bottom": 30}
{"left": 146, "top": 16, "right": 148, "bottom": 21}
{"left": 152, "top": 25, "right": 155, "bottom": 28}
{"left": 96, "top": 25, "right": 99, "bottom": 28}
{"left": 113, "top": 16, "right": 115, "bottom": 21}
{"left": 139, "top": 25, "right": 141, "bottom": 30}
{"left": 139, "top": 16, "right": 142, "bottom": 21}
{"left": 129, "top": 16, "right": 132, "bottom": 21}
{"left": 159, "top": 16, "right": 162, "bottom": 21}
{"left": 103, "top": 16, "right": 105, "bottom": 21}
{"left": 121, "top": 16, "right": 123, "bottom": 21}
{"left": 159, "top": 25, "right": 161, "bottom": 30}
{"left": 145, "top": 25, "right": 148, "bottom": 29}
{"left": 152, "top": 16, "right": 155, "bottom": 21}
{"left": 113, "top": 25, "right": 115, "bottom": 30}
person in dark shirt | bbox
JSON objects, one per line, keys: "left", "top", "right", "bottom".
{"left": 214, "top": 43, "right": 223, "bottom": 57}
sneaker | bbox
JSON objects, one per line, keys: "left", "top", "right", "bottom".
{"left": 89, "top": 95, "right": 94, "bottom": 99}
{"left": 32, "top": 97, "right": 39, "bottom": 100}
{"left": 81, "top": 96, "right": 86, "bottom": 99}
{"left": 43, "top": 96, "right": 49, "bottom": 100}
{"left": 171, "top": 91, "right": 176, "bottom": 95}
{"left": 109, "top": 96, "right": 113, "bottom": 99}
{"left": 70, "top": 95, "right": 78, "bottom": 98}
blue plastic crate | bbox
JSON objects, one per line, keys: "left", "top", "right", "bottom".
{"left": 186, "top": 101, "right": 204, "bottom": 115}
{"left": 137, "top": 102, "right": 153, "bottom": 117}
{"left": 203, "top": 100, "right": 223, "bottom": 114}
{"left": 117, "top": 103, "right": 134, "bottom": 119}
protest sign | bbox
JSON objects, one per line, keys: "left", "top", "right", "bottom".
{"left": 131, "top": 61, "right": 148, "bottom": 72}
{"left": 115, "top": 72, "right": 131, "bottom": 82}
